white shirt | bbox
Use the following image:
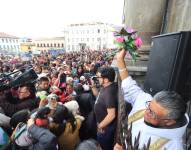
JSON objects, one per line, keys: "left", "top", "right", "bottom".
{"left": 121, "top": 76, "right": 189, "bottom": 150}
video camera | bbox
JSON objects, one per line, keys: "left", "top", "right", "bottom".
{"left": 83, "top": 73, "right": 100, "bottom": 88}
{"left": 0, "top": 67, "right": 38, "bottom": 91}
{"left": 91, "top": 76, "right": 100, "bottom": 88}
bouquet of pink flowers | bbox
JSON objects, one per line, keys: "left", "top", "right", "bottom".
{"left": 113, "top": 26, "right": 143, "bottom": 62}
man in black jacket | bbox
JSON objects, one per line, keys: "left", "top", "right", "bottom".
{"left": 0, "top": 83, "right": 40, "bottom": 117}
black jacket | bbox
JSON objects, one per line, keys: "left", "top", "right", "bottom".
{"left": 0, "top": 97, "right": 40, "bottom": 117}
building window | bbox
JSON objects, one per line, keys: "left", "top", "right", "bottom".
{"left": 6, "top": 39, "right": 8, "bottom": 43}
{"left": 62, "top": 43, "right": 64, "bottom": 47}
{"left": 98, "top": 29, "right": 100, "bottom": 33}
{"left": 54, "top": 43, "right": 56, "bottom": 47}
{"left": 50, "top": 43, "right": 53, "bottom": 47}
{"left": 44, "top": 44, "right": 46, "bottom": 47}
{"left": 47, "top": 43, "right": 49, "bottom": 47}
{"left": 2, "top": 39, "right": 4, "bottom": 42}
{"left": 37, "top": 43, "right": 39, "bottom": 47}
{"left": 41, "top": 44, "right": 43, "bottom": 47}
{"left": 58, "top": 43, "right": 60, "bottom": 47}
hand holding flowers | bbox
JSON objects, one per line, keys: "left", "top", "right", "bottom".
{"left": 113, "top": 26, "right": 143, "bottom": 62}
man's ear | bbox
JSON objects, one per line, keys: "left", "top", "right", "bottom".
{"left": 164, "top": 119, "right": 176, "bottom": 126}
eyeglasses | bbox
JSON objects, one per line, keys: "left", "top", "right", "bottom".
{"left": 145, "top": 101, "right": 171, "bottom": 120}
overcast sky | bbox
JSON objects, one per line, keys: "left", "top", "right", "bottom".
{"left": 0, "top": 0, "right": 124, "bottom": 38}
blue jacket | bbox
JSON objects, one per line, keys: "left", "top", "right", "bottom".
{"left": 28, "top": 125, "right": 57, "bottom": 150}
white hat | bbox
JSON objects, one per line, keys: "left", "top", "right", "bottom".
{"left": 64, "top": 100, "right": 79, "bottom": 115}
{"left": 80, "top": 76, "right": 85, "bottom": 81}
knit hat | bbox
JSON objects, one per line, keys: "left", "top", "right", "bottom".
{"left": 75, "top": 139, "right": 100, "bottom": 150}
{"left": 10, "top": 109, "right": 30, "bottom": 129}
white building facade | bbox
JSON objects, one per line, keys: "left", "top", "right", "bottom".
{"left": 63, "top": 22, "right": 115, "bottom": 51}
{"left": 34, "top": 37, "right": 65, "bottom": 51}
{"left": 0, "top": 32, "right": 21, "bottom": 54}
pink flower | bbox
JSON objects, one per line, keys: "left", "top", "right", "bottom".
{"left": 126, "top": 27, "right": 134, "bottom": 33}
{"left": 135, "top": 37, "right": 142, "bottom": 48}
{"left": 116, "top": 37, "right": 125, "bottom": 43}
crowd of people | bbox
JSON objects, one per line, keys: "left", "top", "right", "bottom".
{"left": 0, "top": 49, "right": 115, "bottom": 150}
{"left": 0, "top": 49, "right": 190, "bottom": 150}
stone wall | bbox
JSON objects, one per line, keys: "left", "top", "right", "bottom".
{"left": 163, "top": 0, "right": 191, "bottom": 33}
{"left": 122, "top": 0, "right": 191, "bottom": 84}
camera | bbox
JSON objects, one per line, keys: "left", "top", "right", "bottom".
{"left": 0, "top": 68, "right": 38, "bottom": 91}
{"left": 91, "top": 76, "right": 100, "bottom": 88}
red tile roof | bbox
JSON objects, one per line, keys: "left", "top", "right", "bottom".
{"left": 0, "top": 32, "right": 19, "bottom": 38}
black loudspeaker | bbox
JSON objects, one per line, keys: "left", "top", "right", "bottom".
{"left": 144, "top": 31, "right": 191, "bottom": 101}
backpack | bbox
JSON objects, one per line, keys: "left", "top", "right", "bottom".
{"left": 12, "top": 122, "right": 33, "bottom": 148}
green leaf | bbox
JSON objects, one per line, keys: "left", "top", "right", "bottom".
{"left": 114, "top": 42, "right": 126, "bottom": 49}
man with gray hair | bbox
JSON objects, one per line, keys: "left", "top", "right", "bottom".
{"left": 114, "top": 49, "right": 189, "bottom": 150}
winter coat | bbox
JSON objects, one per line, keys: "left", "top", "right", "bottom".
{"left": 28, "top": 124, "right": 57, "bottom": 150}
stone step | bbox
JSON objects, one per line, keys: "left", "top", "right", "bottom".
{"left": 137, "top": 45, "right": 151, "bottom": 61}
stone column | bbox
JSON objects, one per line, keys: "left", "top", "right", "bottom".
{"left": 164, "top": 0, "right": 191, "bottom": 33}
{"left": 123, "top": 0, "right": 167, "bottom": 46}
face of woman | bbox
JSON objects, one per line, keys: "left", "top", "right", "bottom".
{"left": 66, "top": 85, "right": 73, "bottom": 94}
